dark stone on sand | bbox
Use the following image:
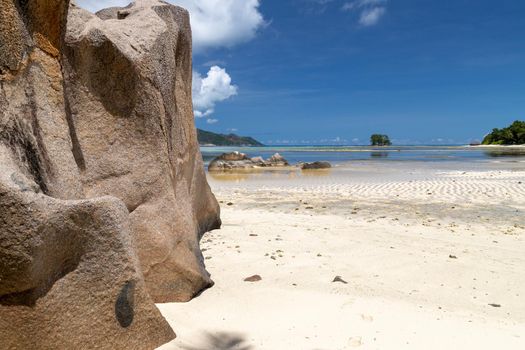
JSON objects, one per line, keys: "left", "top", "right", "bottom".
{"left": 332, "top": 276, "right": 348, "bottom": 284}
{"left": 244, "top": 275, "right": 262, "bottom": 282}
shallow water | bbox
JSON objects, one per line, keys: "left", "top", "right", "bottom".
{"left": 200, "top": 145, "right": 525, "bottom": 166}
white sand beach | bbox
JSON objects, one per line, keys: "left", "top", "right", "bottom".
{"left": 158, "top": 161, "right": 525, "bottom": 350}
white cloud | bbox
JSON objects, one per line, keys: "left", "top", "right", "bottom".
{"left": 342, "top": 0, "right": 386, "bottom": 10}
{"left": 329, "top": 136, "right": 348, "bottom": 144}
{"left": 206, "top": 118, "right": 219, "bottom": 124}
{"left": 359, "top": 6, "right": 386, "bottom": 26}
{"left": 172, "top": 0, "right": 265, "bottom": 52}
{"left": 193, "top": 66, "right": 238, "bottom": 118}
{"left": 342, "top": 0, "right": 387, "bottom": 26}
{"left": 76, "top": 0, "right": 265, "bottom": 51}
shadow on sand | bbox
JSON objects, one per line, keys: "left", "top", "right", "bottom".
{"left": 181, "top": 332, "right": 253, "bottom": 350}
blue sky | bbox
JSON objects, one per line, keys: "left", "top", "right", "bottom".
{"left": 78, "top": 0, "right": 525, "bottom": 145}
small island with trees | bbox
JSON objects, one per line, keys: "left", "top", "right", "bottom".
{"left": 370, "top": 134, "right": 392, "bottom": 146}
{"left": 482, "top": 120, "right": 525, "bottom": 145}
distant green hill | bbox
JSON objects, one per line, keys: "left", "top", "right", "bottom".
{"left": 197, "top": 129, "right": 264, "bottom": 146}
{"left": 482, "top": 120, "right": 525, "bottom": 145}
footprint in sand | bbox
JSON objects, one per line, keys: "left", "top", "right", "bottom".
{"left": 360, "top": 314, "right": 374, "bottom": 322}
{"left": 348, "top": 336, "right": 363, "bottom": 347}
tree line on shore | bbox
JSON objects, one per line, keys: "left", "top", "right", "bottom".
{"left": 482, "top": 120, "right": 525, "bottom": 145}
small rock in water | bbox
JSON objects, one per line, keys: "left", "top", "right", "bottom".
{"left": 249, "top": 234, "right": 258, "bottom": 237}
{"left": 488, "top": 303, "right": 501, "bottom": 308}
{"left": 332, "top": 276, "right": 348, "bottom": 284}
{"left": 449, "top": 255, "right": 458, "bottom": 259}
{"left": 227, "top": 202, "right": 234, "bottom": 206}
{"left": 301, "top": 161, "right": 332, "bottom": 170}
{"left": 244, "top": 275, "right": 262, "bottom": 282}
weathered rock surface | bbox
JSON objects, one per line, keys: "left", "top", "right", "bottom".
{"left": 268, "top": 153, "right": 289, "bottom": 166}
{"left": 209, "top": 152, "right": 290, "bottom": 171}
{"left": 1, "top": 0, "right": 220, "bottom": 347}
{"left": 0, "top": 179, "right": 175, "bottom": 349}
{"left": 62, "top": 0, "right": 221, "bottom": 302}
{"left": 0, "top": 0, "right": 175, "bottom": 347}
{"left": 301, "top": 161, "right": 332, "bottom": 170}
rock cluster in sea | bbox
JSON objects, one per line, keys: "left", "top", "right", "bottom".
{"left": 208, "top": 152, "right": 333, "bottom": 171}
{"left": 0, "top": 1, "right": 220, "bottom": 348}
{"left": 209, "top": 151, "right": 290, "bottom": 171}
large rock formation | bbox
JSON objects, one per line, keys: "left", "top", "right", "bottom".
{"left": 63, "top": 0, "right": 221, "bottom": 302}
{"left": 0, "top": 0, "right": 220, "bottom": 348}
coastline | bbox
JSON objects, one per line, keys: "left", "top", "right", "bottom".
{"left": 466, "top": 144, "right": 525, "bottom": 149}
{"left": 158, "top": 160, "right": 525, "bottom": 349}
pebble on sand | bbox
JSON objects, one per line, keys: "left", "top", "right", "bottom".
{"left": 244, "top": 275, "right": 262, "bottom": 282}
{"left": 332, "top": 276, "right": 348, "bottom": 284}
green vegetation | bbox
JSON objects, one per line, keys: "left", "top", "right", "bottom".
{"left": 370, "top": 134, "right": 392, "bottom": 146}
{"left": 482, "top": 120, "right": 525, "bottom": 145}
{"left": 197, "top": 129, "right": 264, "bottom": 146}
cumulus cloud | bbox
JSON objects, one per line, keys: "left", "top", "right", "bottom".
{"left": 206, "top": 118, "right": 219, "bottom": 124}
{"left": 77, "top": 0, "right": 265, "bottom": 51}
{"left": 342, "top": 0, "right": 387, "bottom": 26}
{"left": 176, "top": 0, "right": 265, "bottom": 52}
{"left": 193, "top": 66, "right": 238, "bottom": 119}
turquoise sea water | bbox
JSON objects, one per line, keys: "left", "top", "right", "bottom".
{"left": 200, "top": 145, "right": 525, "bottom": 166}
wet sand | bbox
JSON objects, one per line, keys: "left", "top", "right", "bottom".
{"left": 158, "top": 160, "right": 525, "bottom": 349}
